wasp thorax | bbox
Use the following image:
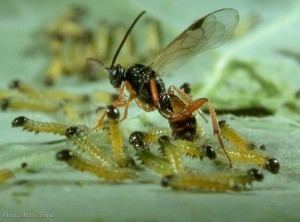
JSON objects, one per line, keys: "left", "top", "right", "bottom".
{"left": 107, "top": 64, "right": 126, "bottom": 88}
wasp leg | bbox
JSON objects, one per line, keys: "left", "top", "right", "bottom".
{"left": 93, "top": 110, "right": 106, "bottom": 130}
{"left": 168, "top": 85, "right": 192, "bottom": 105}
{"left": 168, "top": 85, "right": 208, "bottom": 122}
{"left": 135, "top": 98, "right": 155, "bottom": 112}
{"left": 169, "top": 98, "right": 207, "bottom": 122}
{"left": 94, "top": 82, "right": 137, "bottom": 129}
{"left": 169, "top": 98, "right": 232, "bottom": 168}
{"left": 149, "top": 78, "right": 161, "bottom": 108}
{"left": 161, "top": 168, "right": 264, "bottom": 192}
{"left": 12, "top": 116, "right": 68, "bottom": 135}
{"left": 0, "top": 169, "right": 14, "bottom": 185}
{"left": 208, "top": 103, "right": 232, "bottom": 168}
{"left": 219, "top": 121, "right": 280, "bottom": 174}
{"left": 113, "top": 81, "right": 136, "bottom": 121}
{"left": 56, "top": 149, "right": 137, "bottom": 182}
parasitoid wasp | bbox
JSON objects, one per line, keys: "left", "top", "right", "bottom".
{"left": 90, "top": 8, "right": 239, "bottom": 166}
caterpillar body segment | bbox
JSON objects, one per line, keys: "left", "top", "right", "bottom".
{"left": 0, "top": 169, "right": 14, "bottom": 184}
{"left": 12, "top": 116, "right": 68, "bottom": 135}
{"left": 65, "top": 125, "right": 116, "bottom": 168}
{"left": 158, "top": 136, "right": 185, "bottom": 174}
{"left": 219, "top": 121, "right": 280, "bottom": 174}
{"left": 161, "top": 168, "right": 264, "bottom": 192}
{"left": 105, "top": 105, "right": 132, "bottom": 167}
{"left": 135, "top": 150, "right": 173, "bottom": 176}
{"left": 56, "top": 149, "right": 137, "bottom": 182}
{"left": 1, "top": 97, "right": 60, "bottom": 113}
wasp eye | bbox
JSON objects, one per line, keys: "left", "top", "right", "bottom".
{"left": 108, "top": 64, "right": 125, "bottom": 88}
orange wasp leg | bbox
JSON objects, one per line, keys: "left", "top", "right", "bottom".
{"left": 149, "top": 78, "right": 161, "bottom": 108}
{"left": 93, "top": 110, "right": 106, "bottom": 130}
{"left": 168, "top": 85, "right": 192, "bottom": 105}
{"left": 168, "top": 85, "right": 208, "bottom": 122}
{"left": 169, "top": 97, "right": 232, "bottom": 168}
{"left": 170, "top": 98, "right": 208, "bottom": 122}
{"left": 208, "top": 104, "right": 232, "bottom": 168}
{"left": 94, "top": 82, "right": 135, "bottom": 129}
{"left": 114, "top": 81, "right": 136, "bottom": 121}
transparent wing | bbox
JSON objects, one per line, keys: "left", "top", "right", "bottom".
{"left": 150, "top": 8, "right": 239, "bottom": 74}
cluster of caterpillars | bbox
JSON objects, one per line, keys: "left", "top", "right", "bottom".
{"left": 0, "top": 8, "right": 281, "bottom": 192}
{"left": 27, "top": 5, "right": 163, "bottom": 85}
{"left": 0, "top": 79, "right": 117, "bottom": 123}
{"left": 1, "top": 93, "right": 280, "bottom": 191}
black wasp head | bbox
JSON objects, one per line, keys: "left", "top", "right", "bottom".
{"left": 106, "top": 64, "right": 126, "bottom": 88}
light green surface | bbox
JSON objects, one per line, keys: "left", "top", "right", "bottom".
{"left": 0, "top": 1, "right": 300, "bottom": 222}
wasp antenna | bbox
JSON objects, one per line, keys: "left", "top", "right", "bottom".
{"left": 86, "top": 57, "right": 105, "bottom": 67}
{"left": 111, "top": 11, "right": 146, "bottom": 67}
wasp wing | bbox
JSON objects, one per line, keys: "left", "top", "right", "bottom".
{"left": 150, "top": 8, "right": 239, "bottom": 74}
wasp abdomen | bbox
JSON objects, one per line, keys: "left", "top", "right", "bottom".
{"left": 169, "top": 116, "right": 197, "bottom": 141}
